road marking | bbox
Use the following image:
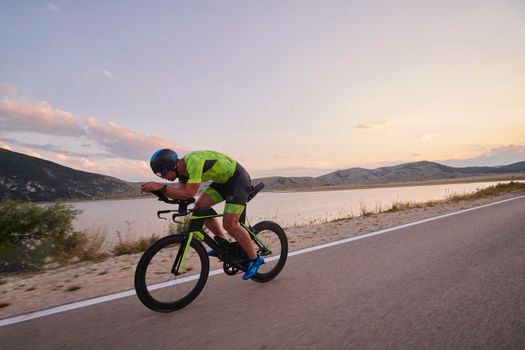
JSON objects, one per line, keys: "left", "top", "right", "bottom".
{"left": 1, "top": 195, "right": 524, "bottom": 327}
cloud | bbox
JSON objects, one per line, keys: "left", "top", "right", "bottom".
{"left": 52, "top": 156, "right": 151, "bottom": 182}
{"left": 85, "top": 70, "right": 115, "bottom": 79}
{"left": 101, "top": 70, "right": 114, "bottom": 79}
{"left": 2, "top": 143, "right": 42, "bottom": 158}
{"left": 272, "top": 154, "right": 293, "bottom": 160}
{"left": 84, "top": 118, "right": 174, "bottom": 160}
{"left": 0, "top": 99, "right": 82, "bottom": 136}
{"left": 441, "top": 145, "right": 525, "bottom": 167}
{"left": 55, "top": 153, "right": 97, "bottom": 169}
{"left": 47, "top": 3, "right": 59, "bottom": 12}
{"left": 1, "top": 139, "right": 152, "bottom": 182}
{"left": 416, "top": 134, "right": 433, "bottom": 141}
{"left": 357, "top": 119, "right": 397, "bottom": 129}
{"left": 0, "top": 99, "right": 180, "bottom": 161}
{"left": 0, "top": 82, "right": 17, "bottom": 94}
{"left": 0, "top": 141, "right": 13, "bottom": 150}
{"left": 483, "top": 145, "right": 525, "bottom": 158}
{"left": 0, "top": 137, "right": 111, "bottom": 158}
{"left": 251, "top": 160, "right": 337, "bottom": 177}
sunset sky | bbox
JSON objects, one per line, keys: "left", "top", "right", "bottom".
{"left": 1, "top": 1, "right": 524, "bottom": 181}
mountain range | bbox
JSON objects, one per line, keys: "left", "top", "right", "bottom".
{"left": 254, "top": 160, "right": 525, "bottom": 191}
{"left": 1, "top": 148, "right": 524, "bottom": 201}
{"left": 0, "top": 148, "right": 140, "bottom": 201}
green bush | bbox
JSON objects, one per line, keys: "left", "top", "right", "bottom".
{"left": 0, "top": 200, "right": 82, "bottom": 272}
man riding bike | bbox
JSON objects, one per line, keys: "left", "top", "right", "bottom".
{"left": 140, "top": 149, "right": 264, "bottom": 280}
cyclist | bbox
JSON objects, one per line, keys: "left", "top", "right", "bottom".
{"left": 141, "top": 149, "right": 264, "bottom": 280}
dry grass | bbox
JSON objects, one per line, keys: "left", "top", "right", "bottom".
{"left": 70, "top": 231, "right": 107, "bottom": 261}
{"left": 359, "top": 200, "right": 376, "bottom": 217}
{"left": 446, "top": 181, "right": 525, "bottom": 201}
{"left": 110, "top": 233, "right": 161, "bottom": 256}
{"left": 45, "top": 230, "right": 108, "bottom": 270}
{"left": 286, "top": 181, "right": 525, "bottom": 228}
{"left": 327, "top": 181, "right": 525, "bottom": 220}
{"left": 381, "top": 181, "right": 525, "bottom": 215}
{"left": 384, "top": 199, "right": 440, "bottom": 213}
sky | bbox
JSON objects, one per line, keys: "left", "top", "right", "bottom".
{"left": 1, "top": 0, "right": 524, "bottom": 182}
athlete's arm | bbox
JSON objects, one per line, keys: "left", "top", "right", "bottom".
{"left": 141, "top": 181, "right": 199, "bottom": 200}
{"left": 165, "top": 182, "right": 200, "bottom": 200}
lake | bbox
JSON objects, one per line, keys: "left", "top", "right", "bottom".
{"left": 70, "top": 180, "right": 521, "bottom": 247}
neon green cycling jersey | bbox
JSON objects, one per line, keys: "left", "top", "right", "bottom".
{"left": 183, "top": 150, "right": 237, "bottom": 184}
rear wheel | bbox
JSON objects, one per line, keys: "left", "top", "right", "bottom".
{"left": 250, "top": 221, "right": 288, "bottom": 283}
{"left": 134, "top": 234, "right": 209, "bottom": 312}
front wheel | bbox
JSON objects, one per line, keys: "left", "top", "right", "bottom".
{"left": 134, "top": 234, "right": 209, "bottom": 312}
{"left": 250, "top": 221, "right": 288, "bottom": 283}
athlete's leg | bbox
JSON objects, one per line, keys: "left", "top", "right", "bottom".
{"left": 223, "top": 212, "right": 257, "bottom": 260}
{"left": 220, "top": 164, "right": 256, "bottom": 259}
{"left": 195, "top": 193, "right": 226, "bottom": 237}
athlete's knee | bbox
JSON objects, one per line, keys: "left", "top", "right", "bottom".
{"left": 196, "top": 194, "right": 215, "bottom": 209}
{"left": 222, "top": 215, "right": 240, "bottom": 232}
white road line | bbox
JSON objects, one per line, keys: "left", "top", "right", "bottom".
{"left": 1, "top": 195, "right": 524, "bottom": 327}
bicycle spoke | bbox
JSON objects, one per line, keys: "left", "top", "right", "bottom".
{"left": 255, "top": 230, "right": 281, "bottom": 273}
{"left": 135, "top": 235, "right": 209, "bottom": 311}
{"left": 144, "top": 242, "right": 201, "bottom": 304}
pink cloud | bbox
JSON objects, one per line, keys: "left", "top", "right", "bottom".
{"left": 357, "top": 119, "right": 397, "bottom": 129}
{"left": 84, "top": 120, "right": 176, "bottom": 160}
{"left": 0, "top": 141, "right": 13, "bottom": 150}
{"left": 0, "top": 99, "right": 182, "bottom": 161}
{"left": 0, "top": 83, "right": 17, "bottom": 94}
{"left": 0, "top": 99, "right": 83, "bottom": 136}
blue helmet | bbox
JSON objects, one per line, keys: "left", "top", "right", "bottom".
{"left": 150, "top": 149, "right": 178, "bottom": 177}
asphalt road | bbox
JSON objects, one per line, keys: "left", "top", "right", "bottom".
{"left": 2, "top": 197, "right": 525, "bottom": 349}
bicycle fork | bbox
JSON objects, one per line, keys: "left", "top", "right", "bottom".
{"left": 171, "top": 232, "right": 204, "bottom": 276}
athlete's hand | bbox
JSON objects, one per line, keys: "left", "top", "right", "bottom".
{"left": 141, "top": 182, "right": 164, "bottom": 193}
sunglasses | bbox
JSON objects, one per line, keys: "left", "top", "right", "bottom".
{"left": 155, "top": 167, "right": 170, "bottom": 177}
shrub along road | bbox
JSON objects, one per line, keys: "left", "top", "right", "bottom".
{"left": 1, "top": 196, "right": 525, "bottom": 349}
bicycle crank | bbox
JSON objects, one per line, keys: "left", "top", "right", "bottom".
{"left": 223, "top": 262, "right": 240, "bottom": 276}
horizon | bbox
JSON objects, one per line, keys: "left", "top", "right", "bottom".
{"left": 1, "top": 1, "right": 524, "bottom": 181}
{"left": 2, "top": 146, "right": 523, "bottom": 182}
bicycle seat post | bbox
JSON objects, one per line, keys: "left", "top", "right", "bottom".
{"left": 179, "top": 202, "right": 188, "bottom": 214}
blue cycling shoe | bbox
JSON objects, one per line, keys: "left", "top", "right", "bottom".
{"left": 207, "top": 250, "right": 218, "bottom": 257}
{"left": 242, "top": 255, "right": 265, "bottom": 280}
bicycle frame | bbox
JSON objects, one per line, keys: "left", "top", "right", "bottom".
{"left": 171, "top": 208, "right": 271, "bottom": 276}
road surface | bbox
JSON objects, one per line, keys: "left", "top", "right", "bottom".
{"left": 1, "top": 196, "right": 525, "bottom": 349}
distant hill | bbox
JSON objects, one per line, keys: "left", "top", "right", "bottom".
{"left": 254, "top": 161, "right": 525, "bottom": 191}
{"left": 2, "top": 148, "right": 524, "bottom": 201}
{"left": 0, "top": 148, "right": 141, "bottom": 202}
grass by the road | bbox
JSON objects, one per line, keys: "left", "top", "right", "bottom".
{"left": 360, "top": 181, "right": 525, "bottom": 216}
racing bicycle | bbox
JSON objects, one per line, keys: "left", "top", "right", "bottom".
{"left": 134, "top": 183, "right": 288, "bottom": 312}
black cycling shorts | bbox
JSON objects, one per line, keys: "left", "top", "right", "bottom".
{"left": 203, "top": 163, "right": 251, "bottom": 214}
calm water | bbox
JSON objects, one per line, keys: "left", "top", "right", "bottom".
{"left": 70, "top": 180, "right": 521, "bottom": 246}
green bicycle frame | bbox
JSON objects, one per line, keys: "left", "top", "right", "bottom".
{"left": 172, "top": 208, "right": 271, "bottom": 275}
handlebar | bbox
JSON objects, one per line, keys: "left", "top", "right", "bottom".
{"left": 148, "top": 182, "right": 265, "bottom": 221}
{"left": 149, "top": 189, "right": 196, "bottom": 220}
{"left": 149, "top": 189, "right": 195, "bottom": 205}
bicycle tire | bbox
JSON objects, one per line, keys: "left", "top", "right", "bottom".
{"left": 250, "top": 221, "right": 288, "bottom": 283}
{"left": 134, "top": 234, "right": 209, "bottom": 312}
